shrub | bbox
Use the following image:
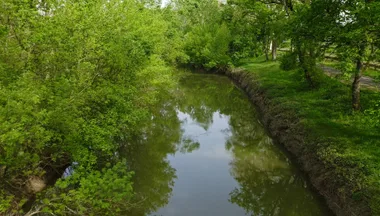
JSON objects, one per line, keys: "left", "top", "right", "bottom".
{"left": 280, "top": 52, "right": 298, "bottom": 71}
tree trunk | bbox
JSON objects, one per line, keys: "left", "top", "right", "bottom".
{"left": 290, "top": 39, "right": 293, "bottom": 52}
{"left": 304, "top": 68, "right": 314, "bottom": 88}
{"left": 272, "top": 40, "right": 277, "bottom": 61}
{"left": 296, "top": 44, "right": 314, "bottom": 88}
{"left": 264, "top": 38, "right": 269, "bottom": 61}
{"left": 286, "top": 0, "right": 294, "bottom": 11}
{"left": 352, "top": 58, "right": 362, "bottom": 111}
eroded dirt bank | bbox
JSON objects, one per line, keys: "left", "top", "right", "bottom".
{"left": 222, "top": 68, "right": 371, "bottom": 216}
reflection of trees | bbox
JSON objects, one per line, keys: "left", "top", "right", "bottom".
{"left": 226, "top": 109, "right": 324, "bottom": 216}
{"left": 177, "top": 73, "right": 243, "bottom": 130}
{"left": 123, "top": 73, "right": 248, "bottom": 215}
{"left": 176, "top": 72, "right": 326, "bottom": 215}
{"left": 121, "top": 95, "right": 181, "bottom": 215}
{"left": 123, "top": 72, "right": 325, "bottom": 216}
{"left": 122, "top": 86, "right": 203, "bottom": 215}
{"left": 177, "top": 136, "right": 200, "bottom": 153}
{"left": 177, "top": 73, "right": 321, "bottom": 215}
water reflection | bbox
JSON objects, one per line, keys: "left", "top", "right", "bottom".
{"left": 115, "top": 72, "right": 330, "bottom": 215}
{"left": 122, "top": 82, "right": 205, "bottom": 215}
{"left": 121, "top": 93, "right": 181, "bottom": 215}
{"left": 227, "top": 129, "right": 325, "bottom": 216}
{"left": 223, "top": 90, "right": 325, "bottom": 215}
{"left": 146, "top": 72, "right": 329, "bottom": 216}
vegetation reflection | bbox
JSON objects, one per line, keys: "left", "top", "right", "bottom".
{"left": 123, "top": 86, "right": 201, "bottom": 215}
{"left": 226, "top": 103, "right": 325, "bottom": 216}
{"left": 176, "top": 73, "right": 326, "bottom": 216}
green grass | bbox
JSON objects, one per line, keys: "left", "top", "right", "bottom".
{"left": 366, "top": 69, "right": 380, "bottom": 82}
{"left": 239, "top": 56, "right": 380, "bottom": 214}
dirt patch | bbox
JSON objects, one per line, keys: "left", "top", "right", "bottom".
{"left": 222, "top": 68, "right": 372, "bottom": 216}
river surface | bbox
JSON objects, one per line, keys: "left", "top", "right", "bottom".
{"left": 126, "top": 72, "right": 331, "bottom": 216}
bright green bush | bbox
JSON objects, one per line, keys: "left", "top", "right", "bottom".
{"left": 184, "top": 23, "right": 232, "bottom": 70}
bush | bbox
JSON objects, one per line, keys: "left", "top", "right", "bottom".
{"left": 280, "top": 52, "right": 298, "bottom": 71}
{"left": 184, "top": 23, "right": 232, "bottom": 71}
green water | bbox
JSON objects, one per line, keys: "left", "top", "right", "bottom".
{"left": 125, "top": 72, "right": 331, "bottom": 216}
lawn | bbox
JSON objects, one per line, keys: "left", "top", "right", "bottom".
{"left": 239, "top": 57, "right": 380, "bottom": 214}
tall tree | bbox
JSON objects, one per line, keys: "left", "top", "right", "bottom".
{"left": 333, "top": 0, "right": 380, "bottom": 110}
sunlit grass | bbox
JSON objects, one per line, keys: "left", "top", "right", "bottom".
{"left": 239, "top": 58, "right": 380, "bottom": 212}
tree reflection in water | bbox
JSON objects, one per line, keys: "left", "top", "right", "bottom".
{"left": 125, "top": 72, "right": 327, "bottom": 216}
{"left": 226, "top": 97, "right": 326, "bottom": 216}
{"left": 123, "top": 79, "right": 203, "bottom": 215}
{"left": 177, "top": 73, "right": 327, "bottom": 216}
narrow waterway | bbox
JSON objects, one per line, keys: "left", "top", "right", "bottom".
{"left": 126, "top": 72, "right": 331, "bottom": 216}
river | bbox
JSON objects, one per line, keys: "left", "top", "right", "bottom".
{"left": 124, "top": 71, "right": 331, "bottom": 216}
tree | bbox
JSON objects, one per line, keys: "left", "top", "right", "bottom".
{"left": 174, "top": 0, "right": 233, "bottom": 71}
{"left": 228, "top": 0, "right": 287, "bottom": 62}
{"left": 332, "top": 0, "right": 380, "bottom": 110}
{"left": 0, "top": 0, "right": 175, "bottom": 214}
{"left": 300, "top": 0, "right": 380, "bottom": 109}
{"left": 222, "top": 2, "right": 262, "bottom": 63}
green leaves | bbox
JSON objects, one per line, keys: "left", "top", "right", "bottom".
{"left": 179, "top": 0, "right": 233, "bottom": 70}
{"left": 31, "top": 163, "right": 135, "bottom": 215}
{"left": 0, "top": 0, "right": 176, "bottom": 214}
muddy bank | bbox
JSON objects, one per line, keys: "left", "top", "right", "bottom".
{"left": 221, "top": 68, "right": 371, "bottom": 216}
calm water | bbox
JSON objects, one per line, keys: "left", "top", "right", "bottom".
{"left": 125, "top": 72, "right": 331, "bottom": 216}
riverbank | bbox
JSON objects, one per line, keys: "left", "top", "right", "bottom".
{"left": 220, "top": 58, "right": 380, "bottom": 216}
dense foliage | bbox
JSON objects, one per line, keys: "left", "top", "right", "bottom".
{"left": 0, "top": 0, "right": 177, "bottom": 214}
{"left": 1, "top": 0, "right": 380, "bottom": 215}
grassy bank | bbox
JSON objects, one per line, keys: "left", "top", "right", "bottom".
{"left": 238, "top": 57, "right": 380, "bottom": 215}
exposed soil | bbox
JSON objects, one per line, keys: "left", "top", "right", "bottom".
{"left": 222, "top": 68, "right": 372, "bottom": 216}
